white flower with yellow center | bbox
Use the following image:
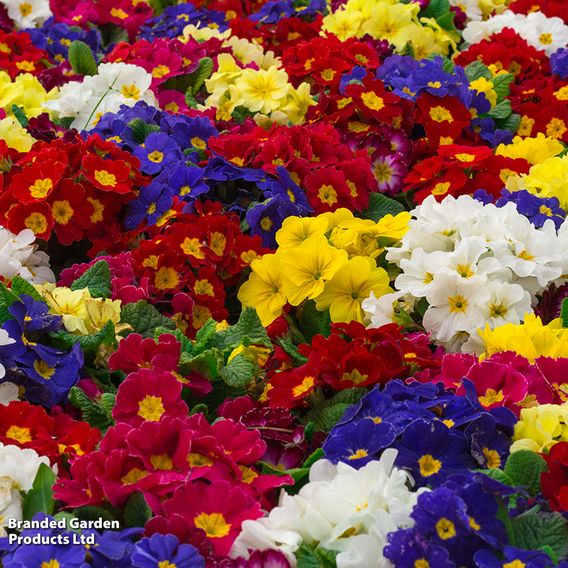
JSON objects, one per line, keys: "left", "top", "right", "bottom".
{"left": 2, "top": 0, "right": 52, "bottom": 28}
{"left": 423, "top": 270, "right": 490, "bottom": 343}
{"left": 524, "top": 12, "right": 568, "bottom": 56}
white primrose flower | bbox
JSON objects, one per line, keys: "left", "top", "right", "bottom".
{"left": 0, "top": 226, "right": 55, "bottom": 284}
{"left": 0, "top": 443, "right": 54, "bottom": 493}
{"left": 44, "top": 63, "right": 157, "bottom": 132}
{"left": 0, "top": 476, "right": 22, "bottom": 537}
{"left": 362, "top": 290, "right": 414, "bottom": 328}
{"left": 423, "top": 271, "right": 490, "bottom": 343}
{"left": 0, "top": 382, "right": 19, "bottom": 404}
{"left": 0, "top": 329, "right": 16, "bottom": 382}
{"left": 448, "top": 0, "right": 482, "bottom": 21}
{"left": 231, "top": 449, "right": 426, "bottom": 568}
{"left": 2, "top": 0, "right": 52, "bottom": 28}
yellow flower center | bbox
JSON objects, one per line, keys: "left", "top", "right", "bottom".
{"left": 469, "top": 516, "right": 481, "bottom": 531}
{"left": 137, "top": 395, "right": 165, "bottom": 421}
{"left": 317, "top": 184, "right": 338, "bottom": 206}
{"left": 260, "top": 216, "right": 273, "bottom": 231}
{"left": 19, "top": 2, "right": 33, "bottom": 16}
{"left": 418, "top": 454, "right": 442, "bottom": 477}
{"left": 41, "top": 561, "right": 60, "bottom": 568}
{"left": 25, "top": 212, "right": 48, "bottom": 235}
{"left": 348, "top": 449, "right": 368, "bottom": 460}
{"left": 482, "top": 447, "right": 501, "bottom": 469}
{"left": 33, "top": 359, "right": 55, "bottom": 380}
{"left": 154, "top": 267, "right": 180, "bottom": 290}
{"left": 152, "top": 65, "right": 171, "bottom": 79}
{"left": 479, "top": 388, "right": 504, "bottom": 406}
{"left": 432, "top": 181, "right": 450, "bottom": 196}
{"left": 539, "top": 205, "right": 553, "bottom": 216}
{"left": 456, "top": 263, "right": 474, "bottom": 278}
{"left": 121, "top": 84, "right": 141, "bottom": 100}
{"left": 539, "top": 33, "right": 553, "bottom": 45}
{"left": 150, "top": 454, "right": 173, "bottom": 470}
{"left": 194, "top": 512, "right": 231, "bottom": 538}
{"left": 361, "top": 91, "right": 385, "bottom": 111}
{"left": 504, "top": 561, "right": 527, "bottom": 568}
{"left": 29, "top": 178, "right": 53, "bottom": 199}
{"left": 110, "top": 7, "right": 128, "bottom": 19}
{"left": 435, "top": 517, "right": 456, "bottom": 540}
{"left": 52, "top": 200, "right": 74, "bottom": 225}
{"left": 194, "top": 279, "right": 214, "bottom": 296}
{"left": 489, "top": 303, "right": 507, "bottom": 318}
{"left": 120, "top": 467, "right": 148, "bottom": 485}
{"left": 147, "top": 151, "right": 164, "bottom": 164}
{"left": 447, "top": 294, "right": 468, "bottom": 313}
{"left": 292, "top": 375, "right": 315, "bottom": 397}
{"left": 210, "top": 232, "right": 226, "bottom": 256}
{"left": 415, "top": 561, "right": 430, "bottom": 568}
{"left": 374, "top": 162, "right": 392, "bottom": 183}
{"left": 191, "top": 136, "right": 206, "bottom": 149}
{"left": 188, "top": 453, "right": 213, "bottom": 467}
{"left": 6, "top": 425, "right": 31, "bottom": 444}
{"left": 94, "top": 170, "right": 117, "bottom": 187}
{"left": 429, "top": 106, "right": 453, "bottom": 122}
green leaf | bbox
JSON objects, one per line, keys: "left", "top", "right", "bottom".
{"left": 10, "top": 276, "right": 42, "bottom": 300}
{"left": 420, "top": 0, "right": 456, "bottom": 31}
{"left": 497, "top": 112, "right": 521, "bottom": 133}
{"left": 128, "top": 118, "right": 161, "bottom": 144}
{"left": 124, "top": 492, "right": 152, "bottom": 528}
{"left": 51, "top": 320, "right": 117, "bottom": 363}
{"left": 299, "top": 300, "right": 331, "bottom": 343}
{"left": 213, "top": 307, "right": 271, "bottom": 350}
{"left": 305, "top": 389, "right": 366, "bottom": 432}
{"left": 508, "top": 511, "right": 568, "bottom": 560}
{"left": 279, "top": 335, "right": 309, "bottom": 365}
{"left": 22, "top": 463, "right": 56, "bottom": 520}
{"left": 192, "top": 319, "right": 218, "bottom": 355}
{"left": 561, "top": 297, "right": 568, "bottom": 327}
{"left": 465, "top": 61, "right": 492, "bottom": 82}
{"left": 70, "top": 260, "right": 111, "bottom": 298}
{"left": 189, "top": 57, "right": 213, "bottom": 95}
{"left": 488, "top": 100, "right": 512, "bottom": 120}
{"left": 0, "top": 281, "right": 19, "bottom": 323}
{"left": 492, "top": 73, "right": 514, "bottom": 101}
{"left": 504, "top": 450, "right": 548, "bottom": 495}
{"left": 68, "top": 386, "right": 114, "bottom": 431}
{"left": 68, "top": 40, "right": 98, "bottom": 76}
{"left": 120, "top": 300, "right": 175, "bottom": 338}
{"left": 11, "top": 105, "right": 28, "bottom": 127}
{"left": 479, "top": 468, "right": 515, "bottom": 487}
{"left": 295, "top": 543, "right": 339, "bottom": 568}
{"left": 179, "top": 348, "right": 223, "bottom": 380}
{"left": 358, "top": 192, "right": 405, "bottom": 222}
{"left": 219, "top": 353, "right": 257, "bottom": 388}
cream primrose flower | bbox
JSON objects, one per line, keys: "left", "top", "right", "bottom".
{"left": 0, "top": 443, "right": 54, "bottom": 492}
{"left": 448, "top": 0, "right": 482, "bottom": 22}
{"left": 0, "top": 382, "right": 19, "bottom": 404}
{"left": 2, "top": 0, "right": 52, "bottom": 28}
{"left": 0, "top": 226, "right": 55, "bottom": 284}
{"left": 44, "top": 63, "right": 156, "bottom": 131}
{"left": 0, "top": 476, "right": 22, "bottom": 537}
{"left": 230, "top": 449, "right": 426, "bottom": 567}
{"left": 379, "top": 196, "right": 566, "bottom": 350}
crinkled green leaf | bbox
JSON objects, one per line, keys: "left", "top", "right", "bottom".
{"left": 508, "top": 511, "right": 568, "bottom": 560}
{"left": 305, "top": 389, "right": 366, "bottom": 432}
{"left": 299, "top": 300, "right": 331, "bottom": 343}
{"left": 219, "top": 353, "right": 257, "bottom": 388}
{"left": 358, "top": 192, "right": 405, "bottom": 222}
{"left": 68, "top": 40, "right": 98, "bottom": 76}
{"left": 70, "top": 260, "right": 111, "bottom": 298}
{"left": 487, "top": 99, "right": 512, "bottom": 120}
{"left": 213, "top": 307, "right": 271, "bottom": 349}
{"left": 189, "top": 57, "right": 213, "bottom": 95}
{"left": 179, "top": 348, "right": 223, "bottom": 380}
{"left": 295, "top": 543, "right": 339, "bottom": 568}
{"left": 128, "top": 118, "right": 161, "bottom": 144}
{"left": 465, "top": 61, "right": 492, "bottom": 82}
{"left": 504, "top": 450, "right": 548, "bottom": 495}
{"left": 0, "top": 281, "right": 19, "bottom": 323}
{"left": 124, "top": 492, "right": 152, "bottom": 528}
{"left": 68, "top": 386, "right": 114, "bottom": 431}
{"left": 22, "top": 463, "right": 56, "bottom": 520}
{"left": 10, "top": 276, "right": 42, "bottom": 300}
{"left": 120, "top": 300, "right": 175, "bottom": 338}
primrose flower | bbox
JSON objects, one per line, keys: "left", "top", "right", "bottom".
{"left": 3, "top": 0, "right": 52, "bottom": 28}
{"left": 511, "top": 403, "right": 568, "bottom": 453}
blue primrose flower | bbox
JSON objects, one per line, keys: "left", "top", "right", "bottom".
{"left": 394, "top": 419, "right": 474, "bottom": 487}
{"left": 246, "top": 195, "right": 298, "bottom": 248}
{"left": 131, "top": 533, "right": 205, "bottom": 568}
{"left": 134, "top": 132, "right": 183, "bottom": 175}
{"left": 1, "top": 541, "right": 85, "bottom": 568}
{"left": 167, "top": 165, "right": 209, "bottom": 202}
{"left": 323, "top": 420, "right": 396, "bottom": 467}
{"left": 496, "top": 189, "right": 566, "bottom": 230}
{"left": 474, "top": 546, "right": 557, "bottom": 568}
{"left": 383, "top": 527, "right": 455, "bottom": 568}
{"left": 125, "top": 181, "right": 174, "bottom": 230}
{"left": 86, "top": 528, "right": 142, "bottom": 568}
{"left": 551, "top": 48, "right": 568, "bottom": 79}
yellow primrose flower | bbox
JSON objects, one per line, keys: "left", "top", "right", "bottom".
{"left": 322, "top": 8, "right": 365, "bottom": 40}
{"left": 281, "top": 81, "right": 316, "bottom": 125}
{"left": 362, "top": 1, "right": 419, "bottom": 51}
{"left": 319, "top": 208, "right": 356, "bottom": 232}
{"left": 223, "top": 36, "right": 267, "bottom": 66}
{"left": 519, "top": 155, "right": 568, "bottom": 210}
{"left": 0, "top": 72, "right": 57, "bottom": 118}
{"left": 281, "top": 237, "right": 348, "bottom": 306}
{"left": 0, "top": 117, "right": 35, "bottom": 152}
{"left": 275, "top": 216, "right": 329, "bottom": 249}
{"left": 315, "top": 256, "right": 391, "bottom": 323}
{"left": 496, "top": 134, "right": 564, "bottom": 165}
{"left": 182, "top": 23, "right": 231, "bottom": 42}
{"left": 478, "top": 315, "right": 568, "bottom": 363}
{"left": 234, "top": 66, "right": 291, "bottom": 114}
{"left": 511, "top": 403, "right": 568, "bottom": 453}
{"left": 43, "top": 287, "right": 91, "bottom": 335}
{"left": 204, "top": 54, "right": 242, "bottom": 99}
{"left": 237, "top": 253, "right": 287, "bottom": 326}
{"left": 83, "top": 297, "right": 122, "bottom": 334}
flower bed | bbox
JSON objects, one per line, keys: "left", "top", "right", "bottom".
{"left": 0, "top": 0, "right": 567, "bottom": 566}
